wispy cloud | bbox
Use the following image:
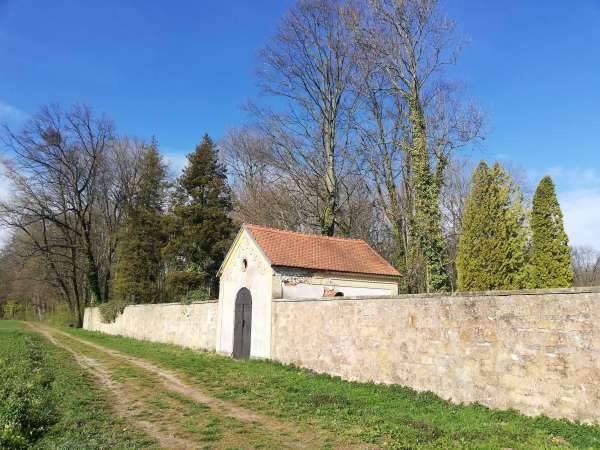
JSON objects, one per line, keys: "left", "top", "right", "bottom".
{"left": 162, "top": 146, "right": 188, "bottom": 176}
{"left": 0, "top": 100, "right": 26, "bottom": 126}
{"left": 529, "top": 166, "right": 600, "bottom": 249}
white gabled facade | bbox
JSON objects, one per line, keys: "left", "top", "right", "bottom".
{"left": 216, "top": 227, "right": 274, "bottom": 358}
{"left": 216, "top": 225, "right": 399, "bottom": 359}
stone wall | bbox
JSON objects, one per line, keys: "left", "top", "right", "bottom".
{"left": 83, "top": 301, "right": 218, "bottom": 351}
{"left": 271, "top": 288, "right": 600, "bottom": 423}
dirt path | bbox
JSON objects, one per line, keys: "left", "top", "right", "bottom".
{"left": 29, "top": 323, "right": 374, "bottom": 450}
{"left": 30, "top": 323, "right": 191, "bottom": 449}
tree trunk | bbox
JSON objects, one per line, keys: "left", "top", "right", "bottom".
{"left": 82, "top": 227, "right": 103, "bottom": 303}
{"left": 321, "top": 121, "right": 337, "bottom": 236}
{"left": 407, "top": 91, "right": 450, "bottom": 293}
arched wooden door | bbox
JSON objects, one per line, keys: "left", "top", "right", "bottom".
{"left": 233, "top": 288, "right": 252, "bottom": 359}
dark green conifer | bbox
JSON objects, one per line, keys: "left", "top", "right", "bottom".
{"left": 528, "top": 176, "right": 573, "bottom": 288}
{"left": 164, "top": 134, "right": 235, "bottom": 295}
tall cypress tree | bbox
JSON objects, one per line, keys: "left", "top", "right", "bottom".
{"left": 113, "top": 141, "right": 167, "bottom": 304}
{"left": 528, "top": 176, "right": 573, "bottom": 288}
{"left": 164, "top": 134, "right": 235, "bottom": 295}
{"left": 456, "top": 161, "right": 528, "bottom": 291}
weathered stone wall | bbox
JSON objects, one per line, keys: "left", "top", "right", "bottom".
{"left": 83, "top": 301, "right": 218, "bottom": 351}
{"left": 271, "top": 288, "right": 600, "bottom": 423}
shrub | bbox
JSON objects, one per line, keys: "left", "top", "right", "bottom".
{"left": 2, "top": 300, "right": 21, "bottom": 319}
{"left": 180, "top": 286, "right": 212, "bottom": 305}
{"left": 99, "top": 301, "right": 127, "bottom": 324}
{"left": 166, "top": 270, "right": 206, "bottom": 298}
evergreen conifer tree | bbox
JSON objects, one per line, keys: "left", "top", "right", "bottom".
{"left": 113, "top": 141, "right": 167, "bottom": 304}
{"left": 456, "top": 162, "right": 528, "bottom": 291}
{"left": 528, "top": 176, "right": 573, "bottom": 288}
{"left": 164, "top": 134, "right": 235, "bottom": 295}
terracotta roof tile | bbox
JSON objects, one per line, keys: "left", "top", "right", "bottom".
{"left": 245, "top": 224, "right": 400, "bottom": 277}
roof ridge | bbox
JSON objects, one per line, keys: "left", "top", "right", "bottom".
{"left": 244, "top": 223, "right": 368, "bottom": 243}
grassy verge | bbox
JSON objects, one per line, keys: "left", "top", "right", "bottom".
{"left": 0, "top": 321, "right": 156, "bottom": 449}
{"left": 67, "top": 327, "right": 600, "bottom": 449}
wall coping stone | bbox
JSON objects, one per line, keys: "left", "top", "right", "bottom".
{"left": 86, "top": 300, "right": 218, "bottom": 309}
{"left": 274, "top": 286, "right": 600, "bottom": 302}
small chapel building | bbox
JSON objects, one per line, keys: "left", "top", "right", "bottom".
{"left": 216, "top": 224, "right": 400, "bottom": 359}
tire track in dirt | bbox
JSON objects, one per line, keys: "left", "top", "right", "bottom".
{"left": 38, "top": 324, "right": 265, "bottom": 422}
{"left": 30, "top": 323, "right": 193, "bottom": 450}
{"left": 30, "top": 323, "right": 376, "bottom": 450}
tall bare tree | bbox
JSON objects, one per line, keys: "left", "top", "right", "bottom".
{"left": 95, "top": 137, "right": 147, "bottom": 300}
{"left": 0, "top": 104, "right": 121, "bottom": 315}
{"left": 348, "top": 0, "right": 482, "bottom": 292}
{"left": 1, "top": 106, "right": 155, "bottom": 322}
{"left": 253, "top": 0, "right": 358, "bottom": 236}
{"left": 222, "top": 125, "right": 386, "bottom": 249}
{"left": 222, "top": 127, "right": 302, "bottom": 229}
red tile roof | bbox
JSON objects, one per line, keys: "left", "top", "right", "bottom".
{"left": 245, "top": 224, "right": 400, "bottom": 277}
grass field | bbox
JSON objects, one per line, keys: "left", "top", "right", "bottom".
{"left": 66, "top": 327, "right": 600, "bottom": 449}
{"left": 0, "top": 321, "right": 157, "bottom": 449}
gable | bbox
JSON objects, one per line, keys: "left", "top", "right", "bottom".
{"left": 218, "top": 227, "right": 271, "bottom": 278}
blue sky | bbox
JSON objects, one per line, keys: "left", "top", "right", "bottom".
{"left": 1, "top": 0, "right": 599, "bottom": 247}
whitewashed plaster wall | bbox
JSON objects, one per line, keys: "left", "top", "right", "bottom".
{"left": 273, "top": 268, "right": 399, "bottom": 299}
{"left": 217, "top": 229, "right": 273, "bottom": 358}
{"left": 83, "top": 301, "right": 218, "bottom": 351}
{"left": 282, "top": 282, "right": 390, "bottom": 298}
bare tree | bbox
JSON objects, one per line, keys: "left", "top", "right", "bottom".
{"left": 439, "top": 158, "right": 474, "bottom": 290}
{"left": 223, "top": 125, "right": 383, "bottom": 246}
{"left": 95, "top": 137, "right": 147, "bottom": 300}
{"left": 0, "top": 105, "right": 114, "bottom": 314}
{"left": 0, "top": 231, "right": 65, "bottom": 321}
{"left": 253, "top": 0, "right": 359, "bottom": 236}
{"left": 572, "top": 246, "right": 600, "bottom": 287}
{"left": 0, "top": 211, "right": 85, "bottom": 323}
{"left": 221, "top": 127, "right": 303, "bottom": 229}
{"left": 0, "top": 105, "right": 155, "bottom": 323}
{"left": 348, "top": 0, "right": 483, "bottom": 292}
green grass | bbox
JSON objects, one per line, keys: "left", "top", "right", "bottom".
{"left": 67, "top": 327, "right": 600, "bottom": 449}
{"left": 0, "top": 321, "right": 55, "bottom": 449}
{"left": 35, "top": 330, "right": 323, "bottom": 449}
{"left": 0, "top": 321, "right": 157, "bottom": 449}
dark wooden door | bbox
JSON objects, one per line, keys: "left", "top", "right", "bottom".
{"left": 233, "top": 288, "right": 252, "bottom": 359}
